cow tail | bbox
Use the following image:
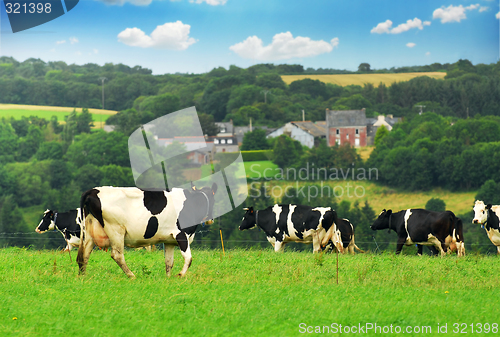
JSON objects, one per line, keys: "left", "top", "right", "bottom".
{"left": 449, "top": 212, "right": 457, "bottom": 237}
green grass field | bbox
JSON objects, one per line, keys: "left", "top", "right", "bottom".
{"left": 0, "top": 104, "right": 118, "bottom": 128}
{"left": 281, "top": 72, "right": 447, "bottom": 87}
{"left": 0, "top": 247, "right": 498, "bottom": 336}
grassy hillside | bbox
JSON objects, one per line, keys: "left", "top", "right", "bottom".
{"left": 0, "top": 103, "right": 118, "bottom": 129}
{"left": 282, "top": 72, "right": 447, "bottom": 87}
{"left": 0, "top": 247, "right": 498, "bottom": 336}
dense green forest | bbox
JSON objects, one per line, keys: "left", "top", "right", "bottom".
{"left": 0, "top": 57, "right": 499, "bottom": 252}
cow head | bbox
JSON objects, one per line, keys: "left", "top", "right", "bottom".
{"left": 370, "top": 209, "right": 392, "bottom": 231}
{"left": 472, "top": 200, "right": 487, "bottom": 224}
{"left": 36, "top": 209, "right": 56, "bottom": 233}
{"left": 239, "top": 207, "right": 257, "bottom": 230}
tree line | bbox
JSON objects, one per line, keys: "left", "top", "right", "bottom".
{"left": 1, "top": 57, "right": 500, "bottom": 135}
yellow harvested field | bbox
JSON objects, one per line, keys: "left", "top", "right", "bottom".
{"left": 281, "top": 72, "right": 447, "bottom": 87}
{"left": 0, "top": 103, "right": 118, "bottom": 115}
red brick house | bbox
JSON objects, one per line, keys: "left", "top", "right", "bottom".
{"left": 326, "top": 109, "right": 367, "bottom": 147}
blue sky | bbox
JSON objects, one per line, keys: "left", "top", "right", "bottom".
{"left": 0, "top": 0, "right": 499, "bottom": 74}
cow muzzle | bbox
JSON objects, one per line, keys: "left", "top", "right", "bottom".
{"left": 473, "top": 219, "right": 479, "bottom": 224}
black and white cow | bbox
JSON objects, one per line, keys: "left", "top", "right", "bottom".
{"left": 77, "top": 184, "right": 217, "bottom": 278}
{"left": 473, "top": 200, "right": 500, "bottom": 254}
{"left": 370, "top": 209, "right": 465, "bottom": 256}
{"left": 35, "top": 209, "right": 82, "bottom": 251}
{"left": 239, "top": 205, "right": 335, "bottom": 253}
{"left": 321, "top": 217, "right": 364, "bottom": 254}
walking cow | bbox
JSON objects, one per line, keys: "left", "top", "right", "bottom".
{"left": 239, "top": 204, "right": 335, "bottom": 253}
{"left": 77, "top": 184, "right": 217, "bottom": 278}
{"left": 370, "top": 208, "right": 465, "bottom": 256}
{"left": 321, "top": 217, "right": 364, "bottom": 254}
{"left": 35, "top": 209, "right": 82, "bottom": 251}
{"left": 473, "top": 200, "right": 500, "bottom": 254}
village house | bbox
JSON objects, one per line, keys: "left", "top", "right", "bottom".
{"left": 326, "top": 109, "right": 367, "bottom": 147}
{"left": 266, "top": 121, "right": 326, "bottom": 148}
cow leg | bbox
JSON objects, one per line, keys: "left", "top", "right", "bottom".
{"left": 312, "top": 232, "right": 322, "bottom": 253}
{"left": 457, "top": 242, "right": 465, "bottom": 257}
{"left": 417, "top": 244, "right": 423, "bottom": 256}
{"left": 77, "top": 233, "right": 94, "bottom": 275}
{"left": 395, "top": 237, "right": 406, "bottom": 254}
{"left": 105, "top": 227, "right": 135, "bottom": 278}
{"left": 175, "top": 232, "right": 192, "bottom": 277}
{"left": 164, "top": 244, "right": 175, "bottom": 277}
{"left": 496, "top": 246, "right": 500, "bottom": 255}
{"left": 274, "top": 241, "right": 285, "bottom": 252}
{"left": 348, "top": 241, "right": 355, "bottom": 254}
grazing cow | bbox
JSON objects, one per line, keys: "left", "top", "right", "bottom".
{"left": 35, "top": 209, "right": 82, "bottom": 251}
{"left": 239, "top": 205, "right": 336, "bottom": 253}
{"left": 321, "top": 217, "right": 364, "bottom": 254}
{"left": 472, "top": 200, "right": 500, "bottom": 254}
{"left": 370, "top": 209, "right": 465, "bottom": 256}
{"left": 77, "top": 183, "right": 217, "bottom": 278}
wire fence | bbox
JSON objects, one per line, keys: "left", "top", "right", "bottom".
{"left": 0, "top": 231, "right": 498, "bottom": 247}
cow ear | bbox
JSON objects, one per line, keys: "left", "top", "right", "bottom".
{"left": 211, "top": 182, "right": 218, "bottom": 195}
{"left": 386, "top": 209, "right": 392, "bottom": 215}
{"left": 191, "top": 182, "right": 197, "bottom": 191}
{"left": 486, "top": 204, "right": 492, "bottom": 210}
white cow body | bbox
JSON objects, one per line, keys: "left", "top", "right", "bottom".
{"left": 78, "top": 185, "right": 216, "bottom": 278}
{"left": 473, "top": 200, "right": 500, "bottom": 254}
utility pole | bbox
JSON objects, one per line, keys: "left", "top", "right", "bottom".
{"left": 98, "top": 77, "right": 107, "bottom": 110}
{"left": 261, "top": 89, "right": 271, "bottom": 104}
{"left": 415, "top": 105, "right": 425, "bottom": 115}
{"left": 302, "top": 110, "right": 305, "bottom": 121}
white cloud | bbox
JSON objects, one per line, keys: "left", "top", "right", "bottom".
{"left": 425, "top": 52, "right": 431, "bottom": 56}
{"left": 496, "top": 12, "right": 500, "bottom": 19}
{"left": 229, "top": 32, "right": 338, "bottom": 61}
{"left": 433, "top": 4, "right": 480, "bottom": 23}
{"left": 371, "top": 18, "right": 430, "bottom": 34}
{"left": 391, "top": 18, "right": 430, "bottom": 34}
{"left": 189, "top": 0, "right": 227, "bottom": 5}
{"left": 69, "top": 37, "right": 79, "bottom": 44}
{"left": 56, "top": 40, "right": 66, "bottom": 44}
{"left": 118, "top": 21, "right": 197, "bottom": 50}
{"left": 479, "top": 6, "right": 489, "bottom": 13}
{"left": 406, "top": 42, "right": 416, "bottom": 48}
{"left": 371, "top": 20, "right": 392, "bottom": 34}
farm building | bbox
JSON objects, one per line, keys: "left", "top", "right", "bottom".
{"left": 366, "top": 115, "right": 402, "bottom": 145}
{"left": 234, "top": 126, "right": 274, "bottom": 145}
{"left": 326, "top": 109, "right": 367, "bottom": 147}
{"left": 266, "top": 121, "right": 326, "bottom": 148}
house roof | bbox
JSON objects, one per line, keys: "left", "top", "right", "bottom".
{"left": 326, "top": 109, "right": 367, "bottom": 127}
{"left": 290, "top": 121, "right": 326, "bottom": 138}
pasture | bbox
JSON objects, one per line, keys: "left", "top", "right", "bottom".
{"left": 281, "top": 72, "right": 447, "bottom": 87}
{"left": 0, "top": 104, "right": 118, "bottom": 128}
{"left": 0, "top": 247, "right": 498, "bottom": 336}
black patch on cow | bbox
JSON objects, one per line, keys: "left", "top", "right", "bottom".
{"left": 176, "top": 232, "right": 189, "bottom": 252}
{"left": 81, "top": 189, "right": 105, "bottom": 228}
{"left": 144, "top": 216, "right": 159, "bottom": 239}
{"left": 143, "top": 191, "right": 167, "bottom": 215}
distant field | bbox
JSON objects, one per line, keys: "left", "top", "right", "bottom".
{"left": 0, "top": 104, "right": 118, "bottom": 128}
{"left": 282, "top": 72, "right": 447, "bottom": 87}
